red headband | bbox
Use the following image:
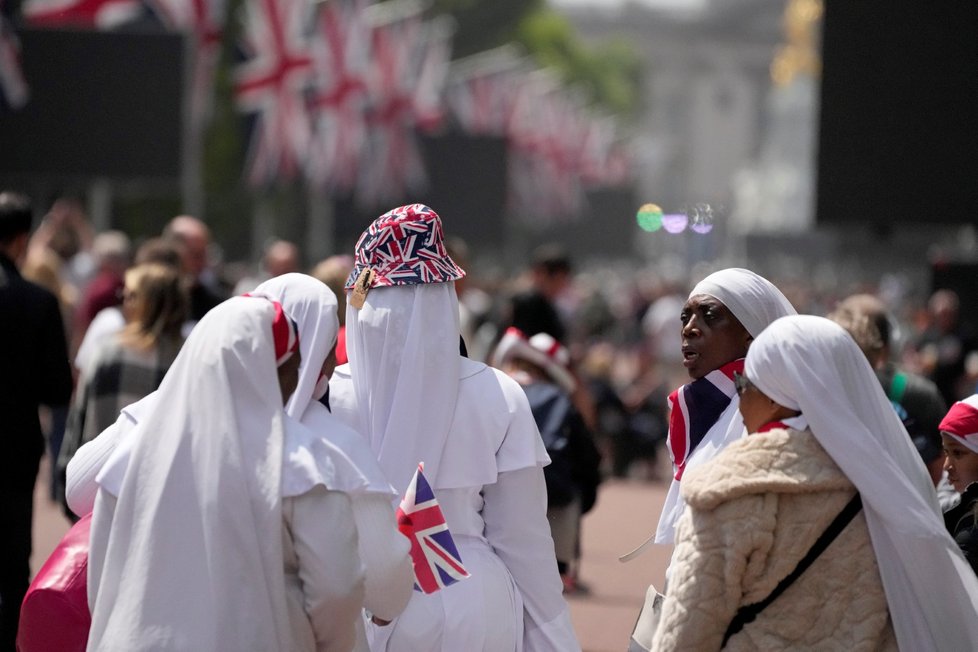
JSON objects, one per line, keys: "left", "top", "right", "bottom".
{"left": 243, "top": 294, "right": 299, "bottom": 366}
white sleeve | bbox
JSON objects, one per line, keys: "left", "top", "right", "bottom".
{"left": 290, "top": 486, "right": 366, "bottom": 652}
{"left": 351, "top": 492, "right": 414, "bottom": 621}
{"left": 482, "top": 466, "right": 581, "bottom": 652}
{"left": 65, "top": 414, "right": 128, "bottom": 517}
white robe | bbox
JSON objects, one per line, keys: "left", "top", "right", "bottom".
{"left": 84, "top": 297, "right": 366, "bottom": 652}
{"left": 330, "top": 358, "right": 581, "bottom": 652}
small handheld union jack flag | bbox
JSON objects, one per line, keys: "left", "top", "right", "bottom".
{"left": 396, "top": 463, "right": 470, "bottom": 594}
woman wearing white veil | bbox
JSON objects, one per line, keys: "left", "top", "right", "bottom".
{"left": 329, "top": 204, "right": 580, "bottom": 652}
{"left": 653, "top": 315, "right": 978, "bottom": 651}
{"left": 252, "top": 273, "right": 414, "bottom": 651}
{"left": 85, "top": 296, "right": 367, "bottom": 652}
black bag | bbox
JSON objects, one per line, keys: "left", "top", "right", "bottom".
{"left": 524, "top": 383, "right": 601, "bottom": 510}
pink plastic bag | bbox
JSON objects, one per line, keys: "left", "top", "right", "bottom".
{"left": 17, "top": 513, "right": 91, "bottom": 652}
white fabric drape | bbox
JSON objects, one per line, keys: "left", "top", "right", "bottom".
{"left": 344, "top": 282, "right": 461, "bottom": 494}
{"left": 253, "top": 273, "right": 413, "bottom": 652}
{"left": 746, "top": 315, "right": 978, "bottom": 651}
{"left": 88, "top": 297, "right": 294, "bottom": 651}
{"left": 253, "top": 274, "right": 339, "bottom": 421}
{"left": 253, "top": 273, "right": 395, "bottom": 497}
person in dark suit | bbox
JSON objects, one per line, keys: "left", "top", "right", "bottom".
{"left": 0, "top": 192, "right": 72, "bottom": 651}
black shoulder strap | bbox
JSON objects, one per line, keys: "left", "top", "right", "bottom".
{"left": 722, "top": 493, "right": 863, "bottom": 648}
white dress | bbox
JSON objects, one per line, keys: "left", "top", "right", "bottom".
{"left": 330, "top": 358, "right": 581, "bottom": 652}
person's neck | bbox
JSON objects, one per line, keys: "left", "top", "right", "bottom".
{"left": 0, "top": 235, "right": 26, "bottom": 268}
{"left": 0, "top": 246, "right": 18, "bottom": 269}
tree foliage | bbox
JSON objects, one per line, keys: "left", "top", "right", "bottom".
{"left": 515, "top": 9, "right": 643, "bottom": 119}
{"left": 432, "top": 1, "right": 644, "bottom": 120}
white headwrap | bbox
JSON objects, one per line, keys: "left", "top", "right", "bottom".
{"left": 345, "top": 282, "right": 461, "bottom": 494}
{"left": 254, "top": 273, "right": 395, "bottom": 496}
{"left": 254, "top": 273, "right": 338, "bottom": 418}
{"left": 746, "top": 315, "right": 978, "bottom": 651}
{"left": 688, "top": 268, "right": 796, "bottom": 337}
{"left": 89, "top": 297, "right": 294, "bottom": 651}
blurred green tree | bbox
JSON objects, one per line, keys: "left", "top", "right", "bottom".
{"left": 433, "top": 0, "right": 644, "bottom": 119}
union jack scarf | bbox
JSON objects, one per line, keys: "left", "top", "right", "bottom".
{"left": 667, "top": 358, "right": 743, "bottom": 481}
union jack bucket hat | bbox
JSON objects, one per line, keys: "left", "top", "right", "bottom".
{"left": 345, "top": 204, "right": 466, "bottom": 290}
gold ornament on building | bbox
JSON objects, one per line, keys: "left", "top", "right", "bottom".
{"left": 771, "top": 0, "right": 823, "bottom": 87}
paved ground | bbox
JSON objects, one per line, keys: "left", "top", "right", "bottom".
{"left": 31, "top": 456, "right": 672, "bottom": 652}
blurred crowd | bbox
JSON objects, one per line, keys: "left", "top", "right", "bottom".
{"left": 9, "top": 192, "right": 978, "bottom": 651}
{"left": 23, "top": 198, "right": 978, "bottom": 491}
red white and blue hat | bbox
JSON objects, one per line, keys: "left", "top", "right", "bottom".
{"left": 345, "top": 204, "right": 465, "bottom": 290}
{"left": 940, "top": 394, "right": 978, "bottom": 454}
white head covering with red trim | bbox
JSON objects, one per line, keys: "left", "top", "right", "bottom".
{"left": 90, "top": 297, "right": 299, "bottom": 650}
{"left": 746, "top": 315, "right": 978, "bottom": 652}
{"left": 941, "top": 395, "right": 978, "bottom": 454}
{"left": 253, "top": 273, "right": 396, "bottom": 497}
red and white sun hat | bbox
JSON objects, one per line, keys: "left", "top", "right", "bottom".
{"left": 493, "top": 327, "right": 576, "bottom": 393}
{"left": 940, "top": 394, "right": 978, "bottom": 454}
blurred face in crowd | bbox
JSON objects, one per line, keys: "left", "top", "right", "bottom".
{"left": 277, "top": 349, "right": 301, "bottom": 405}
{"left": 680, "top": 295, "right": 752, "bottom": 380}
{"left": 942, "top": 433, "right": 978, "bottom": 493}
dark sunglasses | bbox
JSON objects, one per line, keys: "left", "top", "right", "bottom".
{"left": 733, "top": 371, "right": 753, "bottom": 396}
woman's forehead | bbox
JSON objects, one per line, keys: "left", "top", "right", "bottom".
{"left": 683, "top": 294, "right": 727, "bottom": 311}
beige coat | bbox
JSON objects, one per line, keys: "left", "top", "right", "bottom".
{"left": 652, "top": 427, "right": 897, "bottom": 651}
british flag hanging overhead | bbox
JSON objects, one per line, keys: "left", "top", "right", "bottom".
{"left": 233, "top": 0, "right": 314, "bottom": 187}
{"left": 306, "top": 0, "right": 369, "bottom": 195}
{"left": 444, "top": 46, "right": 524, "bottom": 138}
{"left": 21, "top": 0, "right": 141, "bottom": 28}
{"left": 149, "top": 0, "right": 228, "bottom": 123}
{"left": 411, "top": 14, "right": 453, "bottom": 134}
{"left": 356, "top": 0, "right": 426, "bottom": 208}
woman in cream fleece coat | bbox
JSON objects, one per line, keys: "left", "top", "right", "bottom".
{"left": 653, "top": 423, "right": 896, "bottom": 651}
{"left": 653, "top": 316, "right": 978, "bottom": 652}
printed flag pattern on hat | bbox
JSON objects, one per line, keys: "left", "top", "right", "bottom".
{"left": 345, "top": 204, "right": 465, "bottom": 290}
{"left": 396, "top": 463, "right": 470, "bottom": 594}
{"left": 667, "top": 358, "right": 743, "bottom": 481}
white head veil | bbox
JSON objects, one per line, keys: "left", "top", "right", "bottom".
{"left": 345, "top": 282, "right": 461, "bottom": 493}
{"left": 254, "top": 273, "right": 395, "bottom": 496}
{"left": 689, "top": 268, "right": 796, "bottom": 337}
{"left": 746, "top": 315, "right": 978, "bottom": 651}
{"left": 253, "top": 273, "right": 338, "bottom": 419}
{"left": 89, "top": 297, "right": 294, "bottom": 651}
